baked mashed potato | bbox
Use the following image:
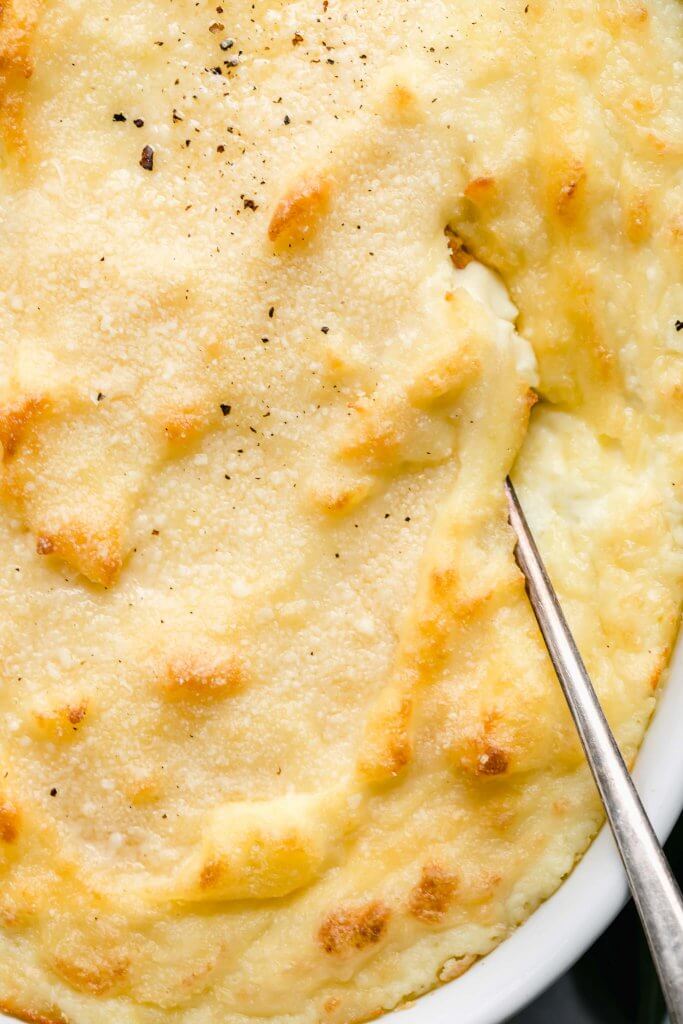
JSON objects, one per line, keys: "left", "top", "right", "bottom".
{"left": 0, "top": 0, "right": 682, "bottom": 1021}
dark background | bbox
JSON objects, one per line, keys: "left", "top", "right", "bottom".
{"left": 506, "top": 816, "right": 683, "bottom": 1024}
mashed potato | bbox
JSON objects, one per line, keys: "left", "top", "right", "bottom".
{"left": 0, "top": 0, "right": 681, "bottom": 1021}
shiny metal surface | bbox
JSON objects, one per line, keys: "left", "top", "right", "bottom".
{"left": 505, "top": 477, "right": 683, "bottom": 1024}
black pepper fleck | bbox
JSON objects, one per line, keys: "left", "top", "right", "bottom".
{"left": 113, "top": 112, "right": 126, "bottom": 122}
{"left": 133, "top": 118, "right": 144, "bottom": 127}
{"left": 140, "top": 145, "right": 154, "bottom": 170}
{"left": 220, "top": 403, "right": 232, "bottom": 415}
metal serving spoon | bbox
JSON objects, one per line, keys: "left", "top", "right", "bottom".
{"left": 505, "top": 476, "right": 683, "bottom": 1023}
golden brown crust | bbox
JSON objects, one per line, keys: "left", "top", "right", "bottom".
{"left": 0, "top": 1003, "right": 68, "bottom": 1024}
{"left": 473, "top": 745, "right": 509, "bottom": 777}
{"left": 357, "top": 692, "right": 414, "bottom": 784}
{"left": 52, "top": 953, "right": 129, "bottom": 996}
{"left": 464, "top": 176, "right": 496, "bottom": 206}
{"left": 0, "top": 799, "right": 20, "bottom": 844}
{"left": 28, "top": 699, "right": 89, "bottom": 741}
{"left": 268, "top": 175, "right": 333, "bottom": 248}
{"left": 162, "top": 406, "right": 217, "bottom": 446}
{"left": 408, "top": 864, "right": 459, "bottom": 924}
{"left": 33, "top": 523, "right": 123, "bottom": 588}
{"left": 65, "top": 702, "right": 87, "bottom": 727}
{"left": 156, "top": 653, "right": 245, "bottom": 701}
{"left": 546, "top": 159, "right": 588, "bottom": 225}
{"left": 0, "top": 0, "right": 40, "bottom": 155}
{"left": 0, "top": 398, "right": 46, "bottom": 459}
{"left": 198, "top": 860, "right": 223, "bottom": 891}
{"left": 318, "top": 902, "right": 391, "bottom": 955}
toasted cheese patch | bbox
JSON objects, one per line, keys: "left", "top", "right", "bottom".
{"left": 0, "top": 0, "right": 40, "bottom": 155}
{"left": 357, "top": 689, "right": 414, "bottom": 784}
{"left": 268, "top": 175, "right": 333, "bottom": 249}
{"left": 0, "top": 801, "right": 20, "bottom": 845}
{"left": 0, "top": 0, "right": 681, "bottom": 1022}
{"left": 318, "top": 901, "right": 391, "bottom": 955}
{"left": 51, "top": 953, "right": 129, "bottom": 997}
{"left": 155, "top": 652, "right": 245, "bottom": 702}
{"left": 34, "top": 522, "right": 123, "bottom": 588}
{"left": 408, "top": 863, "right": 459, "bottom": 924}
{"left": 164, "top": 791, "right": 357, "bottom": 903}
{"left": 0, "top": 397, "right": 47, "bottom": 458}
{"left": 26, "top": 698, "right": 89, "bottom": 742}
{"left": 0, "top": 1002, "right": 67, "bottom": 1024}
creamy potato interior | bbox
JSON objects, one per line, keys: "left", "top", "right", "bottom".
{"left": 0, "top": 0, "right": 681, "bottom": 1022}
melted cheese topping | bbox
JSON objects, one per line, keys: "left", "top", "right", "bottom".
{"left": 0, "top": 0, "right": 682, "bottom": 1022}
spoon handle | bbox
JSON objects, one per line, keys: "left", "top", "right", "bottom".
{"left": 505, "top": 477, "right": 683, "bottom": 1023}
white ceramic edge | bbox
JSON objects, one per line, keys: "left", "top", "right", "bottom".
{"left": 391, "top": 628, "right": 683, "bottom": 1024}
{"left": 2, "top": 647, "right": 680, "bottom": 1024}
